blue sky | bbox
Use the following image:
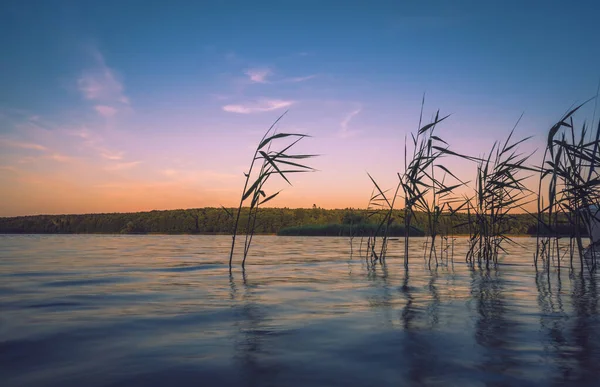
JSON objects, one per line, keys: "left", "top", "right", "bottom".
{"left": 0, "top": 1, "right": 599, "bottom": 215}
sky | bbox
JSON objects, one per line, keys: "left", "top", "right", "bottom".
{"left": 1, "top": 0, "right": 599, "bottom": 216}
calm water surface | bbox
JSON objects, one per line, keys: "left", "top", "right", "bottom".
{"left": 1, "top": 235, "right": 599, "bottom": 386}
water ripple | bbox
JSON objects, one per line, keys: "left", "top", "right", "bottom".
{"left": 0, "top": 235, "right": 599, "bottom": 386}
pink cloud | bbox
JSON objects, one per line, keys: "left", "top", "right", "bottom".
{"left": 100, "top": 151, "right": 124, "bottom": 160}
{"left": 245, "top": 68, "right": 271, "bottom": 83}
{"left": 339, "top": 108, "right": 362, "bottom": 138}
{"left": 283, "top": 74, "right": 317, "bottom": 83}
{"left": 78, "top": 50, "right": 130, "bottom": 109}
{"left": 0, "top": 138, "right": 47, "bottom": 151}
{"left": 0, "top": 165, "right": 18, "bottom": 172}
{"left": 94, "top": 105, "right": 118, "bottom": 117}
{"left": 222, "top": 99, "right": 294, "bottom": 114}
{"left": 48, "top": 153, "right": 74, "bottom": 163}
{"left": 105, "top": 161, "right": 142, "bottom": 171}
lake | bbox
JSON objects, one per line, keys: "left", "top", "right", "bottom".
{"left": 1, "top": 234, "right": 599, "bottom": 386}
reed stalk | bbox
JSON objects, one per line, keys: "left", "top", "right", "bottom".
{"left": 228, "top": 113, "right": 316, "bottom": 270}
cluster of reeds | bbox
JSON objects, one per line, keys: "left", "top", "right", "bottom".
{"left": 360, "top": 177, "right": 399, "bottom": 264}
{"left": 360, "top": 106, "right": 554, "bottom": 270}
{"left": 422, "top": 233, "right": 455, "bottom": 267}
{"left": 535, "top": 101, "right": 600, "bottom": 273}
{"left": 359, "top": 99, "right": 600, "bottom": 272}
{"left": 363, "top": 103, "right": 464, "bottom": 269}
{"left": 228, "top": 113, "right": 316, "bottom": 270}
{"left": 340, "top": 208, "right": 361, "bottom": 255}
{"left": 398, "top": 109, "right": 465, "bottom": 269}
{"left": 460, "top": 123, "right": 535, "bottom": 267}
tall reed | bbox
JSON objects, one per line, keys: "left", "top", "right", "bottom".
{"left": 364, "top": 173, "right": 398, "bottom": 263}
{"left": 228, "top": 113, "right": 316, "bottom": 270}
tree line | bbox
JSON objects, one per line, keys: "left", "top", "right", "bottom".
{"left": 0, "top": 207, "right": 344, "bottom": 234}
{"left": 0, "top": 207, "right": 584, "bottom": 236}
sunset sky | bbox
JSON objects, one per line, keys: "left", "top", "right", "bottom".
{"left": 1, "top": 1, "right": 599, "bottom": 216}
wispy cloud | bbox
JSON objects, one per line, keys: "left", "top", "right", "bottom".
{"left": 78, "top": 48, "right": 130, "bottom": 116}
{"left": 223, "top": 99, "right": 294, "bottom": 114}
{"left": 78, "top": 68, "right": 128, "bottom": 103}
{"left": 67, "top": 127, "right": 106, "bottom": 151}
{"left": 100, "top": 151, "right": 124, "bottom": 160}
{"left": 245, "top": 68, "right": 271, "bottom": 83}
{"left": 17, "top": 156, "right": 37, "bottom": 164}
{"left": 48, "top": 153, "right": 74, "bottom": 163}
{"left": 0, "top": 138, "right": 47, "bottom": 151}
{"left": 282, "top": 74, "right": 317, "bottom": 83}
{"left": 161, "top": 169, "right": 179, "bottom": 177}
{"left": 243, "top": 67, "right": 316, "bottom": 84}
{"left": 94, "top": 105, "right": 118, "bottom": 118}
{"left": 67, "top": 127, "right": 124, "bottom": 163}
{"left": 0, "top": 135, "right": 75, "bottom": 164}
{"left": 339, "top": 108, "right": 362, "bottom": 138}
{"left": 209, "top": 93, "right": 231, "bottom": 101}
{"left": 105, "top": 161, "right": 141, "bottom": 171}
{"left": 69, "top": 127, "right": 92, "bottom": 140}
{"left": 0, "top": 165, "right": 18, "bottom": 173}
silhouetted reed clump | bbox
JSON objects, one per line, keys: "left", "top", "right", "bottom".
{"left": 228, "top": 113, "right": 316, "bottom": 270}
{"left": 398, "top": 108, "right": 465, "bottom": 269}
{"left": 534, "top": 100, "right": 600, "bottom": 273}
{"left": 365, "top": 102, "right": 465, "bottom": 269}
{"left": 360, "top": 178, "right": 398, "bottom": 263}
{"left": 461, "top": 123, "right": 535, "bottom": 267}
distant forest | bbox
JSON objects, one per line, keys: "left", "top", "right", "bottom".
{"left": 0, "top": 207, "right": 585, "bottom": 236}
